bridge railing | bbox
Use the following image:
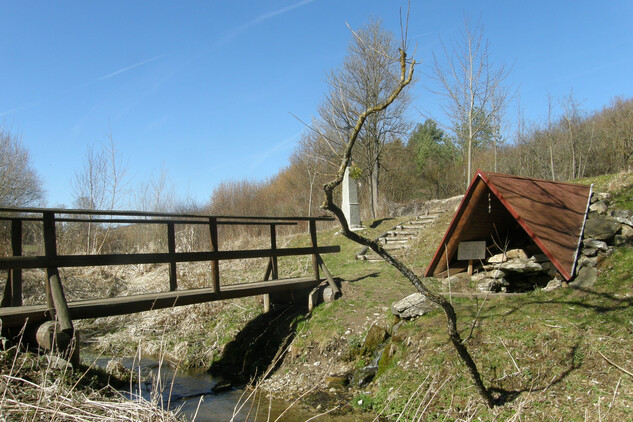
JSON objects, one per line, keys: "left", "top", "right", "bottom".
{"left": 0, "top": 207, "right": 340, "bottom": 329}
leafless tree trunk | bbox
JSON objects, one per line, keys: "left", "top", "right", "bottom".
{"left": 72, "top": 133, "right": 128, "bottom": 254}
{"left": 430, "top": 18, "right": 510, "bottom": 188}
{"left": 0, "top": 129, "right": 44, "bottom": 208}
{"left": 317, "top": 19, "right": 410, "bottom": 219}
{"left": 320, "top": 45, "right": 494, "bottom": 408}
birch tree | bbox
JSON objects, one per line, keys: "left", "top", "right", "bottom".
{"left": 430, "top": 18, "right": 510, "bottom": 188}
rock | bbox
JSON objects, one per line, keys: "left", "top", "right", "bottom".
{"left": 613, "top": 209, "right": 633, "bottom": 220}
{"left": 488, "top": 253, "right": 507, "bottom": 264}
{"left": 581, "top": 247, "right": 598, "bottom": 257}
{"left": 488, "top": 249, "right": 526, "bottom": 264}
{"left": 477, "top": 277, "right": 510, "bottom": 292}
{"left": 362, "top": 324, "right": 388, "bottom": 354}
{"left": 570, "top": 266, "right": 598, "bottom": 289}
{"left": 620, "top": 224, "right": 633, "bottom": 242}
{"left": 592, "top": 192, "right": 612, "bottom": 203}
{"left": 506, "top": 249, "right": 528, "bottom": 260}
{"left": 487, "top": 269, "right": 507, "bottom": 279}
{"left": 471, "top": 272, "right": 487, "bottom": 282}
{"left": 583, "top": 238, "right": 608, "bottom": 252}
{"left": 325, "top": 375, "right": 349, "bottom": 390}
{"left": 391, "top": 293, "right": 437, "bottom": 320}
{"left": 589, "top": 201, "right": 609, "bottom": 214}
{"left": 498, "top": 258, "right": 543, "bottom": 273}
{"left": 542, "top": 278, "right": 563, "bottom": 291}
{"left": 584, "top": 216, "right": 621, "bottom": 241}
{"left": 577, "top": 255, "right": 597, "bottom": 269}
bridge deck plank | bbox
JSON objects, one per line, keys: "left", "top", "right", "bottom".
{"left": 0, "top": 276, "right": 322, "bottom": 328}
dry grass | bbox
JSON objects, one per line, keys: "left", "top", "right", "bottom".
{"left": 0, "top": 332, "right": 184, "bottom": 422}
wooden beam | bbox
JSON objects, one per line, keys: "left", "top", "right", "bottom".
{"left": 0, "top": 246, "right": 341, "bottom": 270}
{"left": 0, "top": 277, "right": 323, "bottom": 328}
{"left": 1, "top": 219, "right": 22, "bottom": 307}
{"left": 209, "top": 217, "right": 220, "bottom": 292}
{"left": 167, "top": 222, "right": 177, "bottom": 291}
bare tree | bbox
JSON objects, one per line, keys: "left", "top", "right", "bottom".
{"left": 560, "top": 91, "right": 584, "bottom": 180}
{"left": 430, "top": 18, "right": 510, "bottom": 188}
{"left": 319, "top": 22, "right": 495, "bottom": 408}
{"left": 0, "top": 129, "right": 45, "bottom": 208}
{"left": 318, "top": 18, "right": 411, "bottom": 219}
{"left": 71, "top": 132, "right": 128, "bottom": 254}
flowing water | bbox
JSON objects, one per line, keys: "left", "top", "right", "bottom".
{"left": 87, "top": 355, "right": 374, "bottom": 422}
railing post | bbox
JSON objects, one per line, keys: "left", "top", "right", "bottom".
{"left": 167, "top": 222, "right": 177, "bottom": 291}
{"left": 209, "top": 217, "right": 220, "bottom": 292}
{"left": 270, "top": 224, "right": 278, "bottom": 280}
{"left": 1, "top": 218, "right": 23, "bottom": 307}
{"left": 309, "top": 220, "right": 320, "bottom": 281}
{"left": 42, "top": 212, "right": 75, "bottom": 342}
{"left": 263, "top": 224, "right": 279, "bottom": 313}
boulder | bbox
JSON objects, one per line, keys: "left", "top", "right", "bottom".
{"left": 477, "top": 277, "right": 510, "bottom": 293}
{"left": 621, "top": 224, "right": 633, "bottom": 241}
{"left": 583, "top": 238, "right": 608, "bottom": 252}
{"left": 362, "top": 324, "right": 388, "bottom": 354}
{"left": 592, "top": 192, "right": 612, "bottom": 203}
{"left": 577, "top": 255, "right": 597, "bottom": 269}
{"left": 391, "top": 293, "right": 437, "bottom": 320}
{"left": 542, "top": 278, "right": 563, "bottom": 292}
{"left": 497, "top": 258, "right": 543, "bottom": 273}
{"left": 488, "top": 249, "right": 527, "bottom": 264}
{"left": 570, "top": 266, "right": 597, "bottom": 289}
{"left": 589, "top": 200, "right": 609, "bottom": 214}
{"left": 581, "top": 247, "right": 598, "bottom": 257}
{"left": 584, "top": 215, "right": 621, "bottom": 241}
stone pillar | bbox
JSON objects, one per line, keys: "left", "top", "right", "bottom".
{"left": 342, "top": 167, "right": 361, "bottom": 228}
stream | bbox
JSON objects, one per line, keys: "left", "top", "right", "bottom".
{"left": 87, "top": 355, "right": 374, "bottom": 422}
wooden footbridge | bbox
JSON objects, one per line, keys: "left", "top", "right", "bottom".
{"left": 0, "top": 207, "right": 340, "bottom": 358}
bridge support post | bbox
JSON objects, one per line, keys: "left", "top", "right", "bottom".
{"left": 263, "top": 224, "right": 279, "bottom": 313}
{"left": 1, "top": 218, "right": 22, "bottom": 307}
{"left": 42, "top": 212, "right": 78, "bottom": 366}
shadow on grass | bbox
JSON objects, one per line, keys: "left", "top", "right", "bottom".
{"left": 369, "top": 218, "right": 393, "bottom": 229}
{"left": 461, "top": 286, "right": 633, "bottom": 324}
{"left": 490, "top": 340, "right": 583, "bottom": 406}
{"left": 209, "top": 301, "right": 309, "bottom": 386}
{"left": 343, "top": 272, "right": 380, "bottom": 283}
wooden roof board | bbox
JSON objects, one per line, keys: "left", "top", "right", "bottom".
{"left": 425, "top": 171, "right": 592, "bottom": 281}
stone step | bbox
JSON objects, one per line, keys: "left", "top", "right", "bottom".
{"left": 382, "top": 238, "right": 410, "bottom": 244}
{"left": 415, "top": 216, "right": 437, "bottom": 221}
{"left": 400, "top": 224, "right": 428, "bottom": 230}
{"left": 386, "top": 230, "right": 418, "bottom": 237}
{"left": 382, "top": 244, "right": 407, "bottom": 251}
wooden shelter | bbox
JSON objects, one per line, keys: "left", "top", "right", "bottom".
{"left": 424, "top": 171, "right": 592, "bottom": 281}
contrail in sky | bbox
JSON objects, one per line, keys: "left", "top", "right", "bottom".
{"left": 221, "top": 0, "right": 316, "bottom": 45}
{"left": 248, "top": 0, "right": 316, "bottom": 26}
{"left": 97, "top": 54, "right": 167, "bottom": 81}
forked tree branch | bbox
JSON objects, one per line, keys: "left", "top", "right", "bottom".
{"left": 320, "top": 46, "right": 495, "bottom": 409}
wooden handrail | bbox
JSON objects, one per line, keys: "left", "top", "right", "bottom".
{"left": 0, "top": 246, "right": 341, "bottom": 270}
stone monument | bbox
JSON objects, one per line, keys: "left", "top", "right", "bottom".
{"left": 342, "top": 166, "right": 362, "bottom": 229}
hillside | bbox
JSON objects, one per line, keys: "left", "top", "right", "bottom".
{"left": 3, "top": 171, "right": 633, "bottom": 421}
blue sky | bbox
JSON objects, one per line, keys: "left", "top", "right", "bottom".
{"left": 1, "top": 1, "right": 632, "bottom": 208}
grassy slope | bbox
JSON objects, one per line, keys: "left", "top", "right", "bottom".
{"left": 263, "top": 171, "right": 633, "bottom": 420}
{"left": 22, "top": 171, "right": 632, "bottom": 420}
